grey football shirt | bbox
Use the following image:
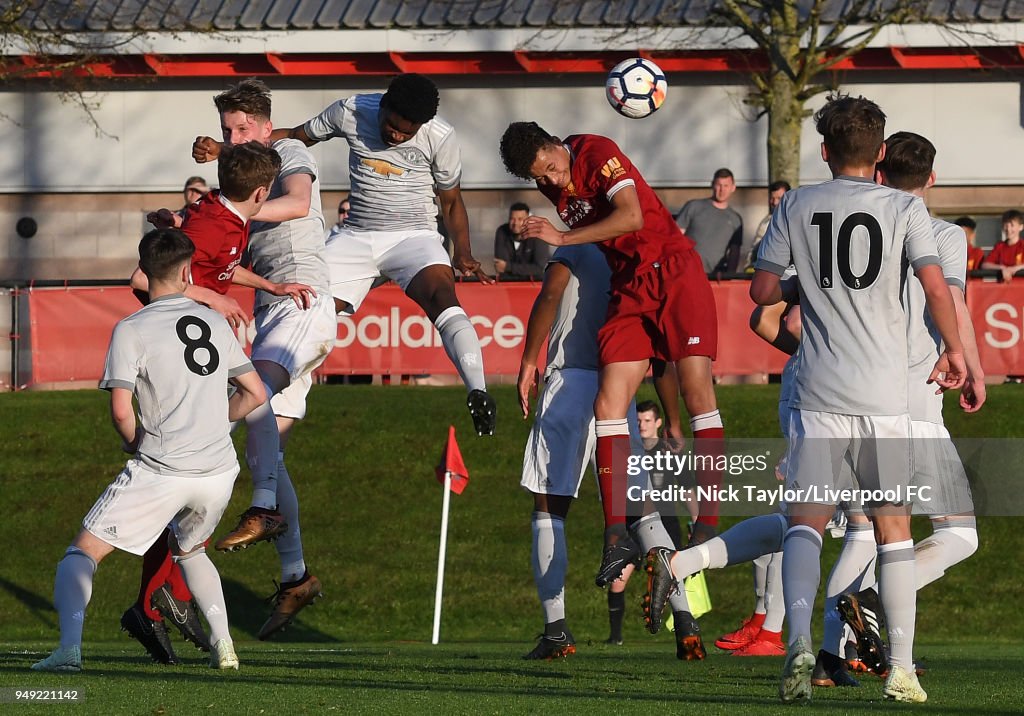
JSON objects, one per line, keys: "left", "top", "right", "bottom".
{"left": 545, "top": 244, "right": 611, "bottom": 375}
{"left": 757, "top": 176, "right": 940, "bottom": 416}
{"left": 905, "top": 218, "right": 968, "bottom": 424}
{"left": 675, "top": 198, "right": 743, "bottom": 273}
{"left": 304, "top": 93, "right": 461, "bottom": 233}
{"left": 100, "top": 294, "right": 254, "bottom": 477}
{"left": 249, "top": 139, "right": 329, "bottom": 309}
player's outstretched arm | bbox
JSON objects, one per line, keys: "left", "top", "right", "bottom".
{"left": 183, "top": 284, "right": 248, "bottom": 328}
{"left": 249, "top": 172, "right": 312, "bottom": 224}
{"left": 517, "top": 261, "right": 570, "bottom": 417}
{"left": 269, "top": 126, "right": 319, "bottom": 148}
{"left": 524, "top": 186, "right": 643, "bottom": 247}
{"left": 951, "top": 287, "right": 986, "bottom": 412}
{"left": 147, "top": 208, "right": 183, "bottom": 229}
{"left": 228, "top": 369, "right": 268, "bottom": 422}
{"left": 917, "top": 263, "right": 966, "bottom": 391}
{"left": 109, "top": 387, "right": 139, "bottom": 453}
{"left": 192, "top": 136, "right": 222, "bottom": 164}
{"left": 231, "top": 266, "right": 315, "bottom": 309}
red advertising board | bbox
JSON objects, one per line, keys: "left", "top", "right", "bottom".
{"left": 28, "top": 286, "right": 259, "bottom": 385}
{"left": 36, "top": 278, "right": 993, "bottom": 386}
{"left": 967, "top": 280, "right": 1024, "bottom": 376}
{"left": 318, "top": 283, "right": 537, "bottom": 375}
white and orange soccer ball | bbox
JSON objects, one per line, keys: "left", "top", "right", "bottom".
{"left": 605, "top": 57, "right": 668, "bottom": 119}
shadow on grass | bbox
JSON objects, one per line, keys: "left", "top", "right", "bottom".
{"left": 0, "top": 577, "right": 56, "bottom": 629}
{"left": 219, "top": 577, "right": 338, "bottom": 642}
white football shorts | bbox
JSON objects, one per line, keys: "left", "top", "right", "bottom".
{"left": 783, "top": 410, "right": 912, "bottom": 505}
{"left": 324, "top": 226, "right": 451, "bottom": 313}
{"left": 83, "top": 460, "right": 239, "bottom": 555}
{"left": 271, "top": 372, "right": 313, "bottom": 421}
{"left": 521, "top": 368, "right": 599, "bottom": 498}
{"left": 910, "top": 419, "right": 974, "bottom": 516}
{"left": 252, "top": 293, "right": 336, "bottom": 381}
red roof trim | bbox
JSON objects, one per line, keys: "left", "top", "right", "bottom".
{"left": 3, "top": 47, "right": 1024, "bottom": 78}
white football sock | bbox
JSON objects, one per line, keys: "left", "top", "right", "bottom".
{"left": 274, "top": 452, "right": 306, "bottom": 583}
{"left": 175, "top": 549, "right": 230, "bottom": 644}
{"left": 762, "top": 551, "right": 785, "bottom": 633}
{"left": 531, "top": 511, "right": 567, "bottom": 624}
{"left": 435, "top": 307, "right": 486, "bottom": 393}
{"left": 878, "top": 539, "right": 916, "bottom": 670}
{"left": 822, "top": 522, "right": 876, "bottom": 656}
{"left": 752, "top": 552, "right": 771, "bottom": 615}
{"left": 916, "top": 518, "right": 978, "bottom": 589}
{"left": 246, "top": 380, "right": 280, "bottom": 509}
{"left": 782, "top": 525, "right": 823, "bottom": 648}
{"left": 54, "top": 547, "right": 96, "bottom": 649}
{"left": 630, "top": 513, "right": 690, "bottom": 612}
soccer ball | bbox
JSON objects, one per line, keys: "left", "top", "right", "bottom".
{"left": 605, "top": 58, "right": 668, "bottom": 119}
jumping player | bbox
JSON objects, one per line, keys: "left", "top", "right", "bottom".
{"left": 31, "top": 228, "right": 266, "bottom": 672}
{"left": 194, "top": 79, "right": 336, "bottom": 640}
{"left": 126, "top": 142, "right": 310, "bottom": 662}
{"left": 193, "top": 73, "right": 498, "bottom": 437}
{"left": 750, "top": 95, "right": 965, "bottom": 703}
{"left": 517, "top": 243, "right": 666, "bottom": 660}
{"left": 500, "top": 121, "right": 724, "bottom": 660}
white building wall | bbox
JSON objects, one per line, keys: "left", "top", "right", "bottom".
{"left": 0, "top": 78, "right": 1021, "bottom": 193}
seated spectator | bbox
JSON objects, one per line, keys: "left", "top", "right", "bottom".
{"left": 177, "top": 176, "right": 209, "bottom": 218}
{"left": 745, "top": 179, "right": 791, "bottom": 271}
{"left": 676, "top": 168, "right": 743, "bottom": 274}
{"left": 327, "top": 195, "right": 350, "bottom": 236}
{"left": 982, "top": 209, "right": 1024, "bottom": 281}
{"left": 494, "top": 202, "right": 549, "bottom": 280}
{"left": 953, "top": 216, "right": 984, "bottom": 272}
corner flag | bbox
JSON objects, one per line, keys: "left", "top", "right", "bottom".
{"left": 435, "top": 425, "right": 469, "bottom": 495}
{"left": 432, "top": 425, "right": 469, "bottom": 644}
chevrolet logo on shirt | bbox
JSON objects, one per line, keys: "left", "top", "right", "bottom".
{"left": 362, "top": 158, "right": 405, "bottom": 177}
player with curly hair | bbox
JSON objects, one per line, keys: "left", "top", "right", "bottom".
{"left": 500, "top": 121, "right": 724, "bottom": 660}
{"left": 195, "top": 73, "right": 497, "bottom": 437}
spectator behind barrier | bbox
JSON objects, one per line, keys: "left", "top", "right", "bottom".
{"left": 494, "top": 202, "right": 549, "bottom": 280}
{"left": 177, "top": 176, "right": 209, "bottom": 219}
{"left": 953, "top": 216, "right": 984, "bottom": 272}
{"left": 981, "top": 209, "right": 1024, "bottom": 281}
{"left": 675, "top": 168, "right": 743, "bottom": 274}
{"left": 745, "top": 180, "right": 791, "bottom": 272}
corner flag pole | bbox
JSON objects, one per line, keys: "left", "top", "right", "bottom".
{"left": 431, "top": 470, "right": 453, "bottom": 645}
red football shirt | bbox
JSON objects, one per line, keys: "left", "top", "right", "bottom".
{"left": 967, "top": 245, "right": 984, "bottom": 272}
{"left": 537, "top": 134, "right": 694, "bottom": 284}
{"left": 985, "top": 240, "right": 1024, "bottom": 268}
{"left": 181, "top": 191, "right": 248, "bottom": 294}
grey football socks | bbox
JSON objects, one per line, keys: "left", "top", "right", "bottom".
{"left": 175, "top": 549, "right": 230, "bottom": 644}
{"left": 916, "top": 517, "right": 978, "bottom": 589}
{"left": 275, "top": 452, "right": 306, "bottom": 583}
{"left": 782, "top": 525, "right": 823, "bottom": 648}
{"left": 246, "top": 380, "right": 280, "bottom": 509}
{"left": 531, "top": 511, "right": 567, "bottom": 624}
{"left": 822, "top": 521, "right": 876, "bottom": 655}
{"left": 54, "top": 547, "right": 97, "bottom": 649}
{"left": 877, "top": 539, "right": 917, "bottom": 670}
{"left": 435, "top": 306, "right": 486, "bottom": 393}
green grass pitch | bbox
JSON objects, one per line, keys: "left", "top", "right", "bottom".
{"left": 1, "top": 384, "right": 1022, "bottom": 713}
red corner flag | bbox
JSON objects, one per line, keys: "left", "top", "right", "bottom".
{"left": 435, "top": 425, "right": 469, "bottom": 495}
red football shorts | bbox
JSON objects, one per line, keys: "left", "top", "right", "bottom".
{"left": 598, "top": 248, "right": 718, "bottom": 365}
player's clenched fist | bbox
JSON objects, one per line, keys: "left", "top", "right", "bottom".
{"left": 146, "top": 208, "right": 182, "bottom": 229}
{"left": 193, "top": 136, "right": 222, "bottom": 164}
